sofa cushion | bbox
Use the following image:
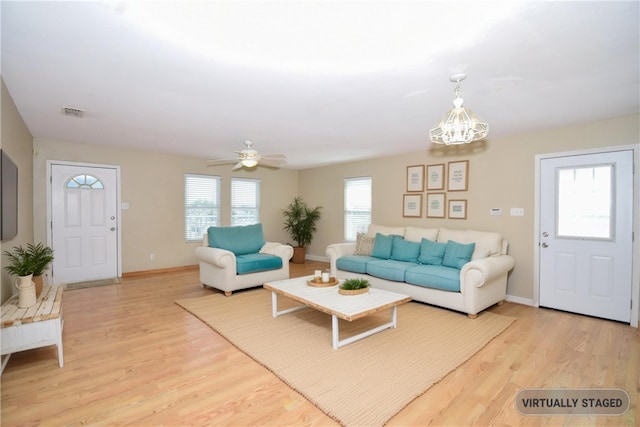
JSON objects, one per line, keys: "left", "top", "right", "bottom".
{"left": 437, "top": 228, "right": 502, "bottom": 260}
{"left": 236, "top": 253, "right": 282, "bottom": 275}
{"left": 366, "top": 259, "right": 415, "bottom": 282}
{"left": 337, "top": 255, "right": 376, "bottom": 274}
{"left": 367, "top": 224, "right": 406, "bottom": 238}
{"left": 208, "top": 223, "right": 265, "bottom": 255}
{"left": 417, "top": 238, "right": 447, "bottom": 265}
{"left": 354, "top": 232, "right": 376, "bottom": 256}
{"left": 390, "top": 237, "right": 420, "bottom": 262}
{"left": 371, "top": 233, "right": 397, "bottom": 259}
{"left": 404, "top": 226, "right": 439, "bottom": 243}
{"left": 442, "top": 240, "right": 475, "bottom": 269}
{"left": 405, "top": 265, "right": 461, "bottom": 292}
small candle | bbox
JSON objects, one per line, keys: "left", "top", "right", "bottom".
{"left": 314, "top": 270, "right": 321, "bottom": 279}
{"left": 321, "top": 272, "right": 330, "bottom": 283}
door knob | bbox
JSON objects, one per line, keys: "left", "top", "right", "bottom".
{"left": 541, "top": 242, "right": 549, "bottom": 248}
{"left": 111, "top": 227, "right": 116, "bottom": 231}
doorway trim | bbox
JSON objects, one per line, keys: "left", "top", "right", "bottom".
{"left": 46, "top": 160, "right": 123, "bottom": 281}
{"left": 534, "top": 144, "right": 639, "bottom": 327}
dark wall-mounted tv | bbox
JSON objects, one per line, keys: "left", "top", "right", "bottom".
{"left": 1, "top": 149, "right": 19, "bottom": 240}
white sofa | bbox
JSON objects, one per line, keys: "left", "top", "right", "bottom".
{"left": 326, "top": 224, "right": 515, "bottom": 318}
{"left": 195, "top": 224, "right": 293, "bottom": 296}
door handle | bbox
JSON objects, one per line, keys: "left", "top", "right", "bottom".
{"left": 541, "top": 242, "right": 549, "bottom": 248}
{"left": 542, "top": 232, "right": 549, "bottom": 237}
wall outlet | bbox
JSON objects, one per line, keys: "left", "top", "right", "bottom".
{"left": 150, "top": 253, "right": 155, "bottom": 261}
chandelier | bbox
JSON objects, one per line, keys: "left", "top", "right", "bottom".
{"left": 429, "top": 73, "right": 489, "bottom": 145}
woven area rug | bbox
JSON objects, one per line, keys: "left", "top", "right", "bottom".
{"left": 176, "top": 288, "right": 515, "bottom": 427}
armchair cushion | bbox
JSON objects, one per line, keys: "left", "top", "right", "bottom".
{"left": 236, "top": 253, "right": 283, "bottom": 275}
{"left": 207, "top": 223, "right": 265, "bottom": 255}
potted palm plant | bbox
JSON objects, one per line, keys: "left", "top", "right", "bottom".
{"left": 283, "top": 196, "right": 322, "bottom": 264}
{"left": 3, "top": 243, "right": 54, "bottom": 298}
{"left": 27, "top": 243, "right": 55, "bottom": 297}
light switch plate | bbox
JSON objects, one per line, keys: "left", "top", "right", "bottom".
{"left": 510, "top": 207, "right": 524, "bottom": 216}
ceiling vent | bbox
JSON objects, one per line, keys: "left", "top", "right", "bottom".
{"left": 61, "top": 106, "right": 85, "bottom": 118}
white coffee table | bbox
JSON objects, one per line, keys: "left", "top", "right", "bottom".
{"left": 264, "top": 276, "right": 411, "bottom": 349}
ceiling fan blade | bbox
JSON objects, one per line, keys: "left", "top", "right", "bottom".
{"left": 207, "top": 158, "right": 239, "bottom": 166}
{"left": 259, "top": 158, "right": 287, "bottom": 168}
{"left": 232, "top": 161, "right": 244, "bottom": 171}
{"left": 260, "top": 153, "right": 287, "bottom": 159}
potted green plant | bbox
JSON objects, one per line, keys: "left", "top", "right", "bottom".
{"left": 3, "top": 243, "right": 54, "bottom": 298}
{"left": 338, "top": 278, "right": 370, "bottom": 295}
{"left": 27, "top": 243, "right": 55, "bottom": 297}
{"left": 283, "top": 196, "right": 322, "bottom": 264}
{"left": 3, "top": 245, "right": 38, "bottom": 277}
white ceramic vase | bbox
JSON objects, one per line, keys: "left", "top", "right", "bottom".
{"left": 14, "top": 274, "right": 37, "bottom": 308}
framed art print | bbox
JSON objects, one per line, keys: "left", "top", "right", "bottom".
{"left": 403, "top": 194, "right": 423, "bottom": 217}
{"left": 448, "top": 199, "right": 467, "bottom": 219}
{"left": 448, "top": 160, "right": 469, "bottom": 191}
{"left": 426, "top": 193, "right": 446, "bottom": 218}
{"left": 426, "top": 163, "right": 445, "bottom": 190}
{"left": 406, "top": 165, "right": 425, "bottom": 192}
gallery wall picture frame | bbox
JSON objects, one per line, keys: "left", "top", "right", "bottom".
{"left": 448, "top": 199, "right": 467, "bottom": 219}
{"left": 403, "top": 194, "right": 423, "bottom": 217}
{"left": 406, "top": 165, "right": 425, "bottom": 192}
{"left": 426, "top": 163, "right": 445, "bottom": 190}
{"left": 447, "top": 160, "right": 469, "bottom": 191}
{"left": 426, "top": 193, "right": 446, "bottom": 218}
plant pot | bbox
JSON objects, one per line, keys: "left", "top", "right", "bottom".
{"left": 291, "top": 247, "right": 306, "bottom": 264}
{"left": 33, "top": 275, "right": 44, "bottom": 298}
{"left": 14, "top": 274, "right": 37, "bottom": 308}
{"left": 338, "top": 287, "right": 369, "bottom": 296}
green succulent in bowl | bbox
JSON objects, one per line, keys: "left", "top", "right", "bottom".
{"left": 339, "top": 278, "right": 370, "bottom": 290}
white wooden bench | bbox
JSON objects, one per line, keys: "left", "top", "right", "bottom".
{"left": 1, "top": 285, "right": 64, "bottom": 373}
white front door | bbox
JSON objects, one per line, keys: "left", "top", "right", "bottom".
{"left": 50, "top": 163, "right": 120, "bottom": 285}
{"left": 539, "top": 150, "right": 634, "bottom": 323}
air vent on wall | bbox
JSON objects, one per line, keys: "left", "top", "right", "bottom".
{"left": 61, "top": 106, "right": 85, "bottom": 118}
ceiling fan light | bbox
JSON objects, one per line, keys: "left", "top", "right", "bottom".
{"left": 430, "top": 74, "right": 489, "bottom": 145}
{"left": 241, "top": 159, "right": 258, "bottom": 168}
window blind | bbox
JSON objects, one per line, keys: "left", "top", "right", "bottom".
{"left": 231, "top": 178, "right": 260, "bottom": 226}
{"left": 344, "top": 177, "right": 372, "bottom": 240}
{"left": 184, "top": 174, "right": 220, "bottom": 241}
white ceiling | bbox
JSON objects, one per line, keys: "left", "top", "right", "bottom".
{"left": 1, "top": 1, "right": 638, "bottom": 169}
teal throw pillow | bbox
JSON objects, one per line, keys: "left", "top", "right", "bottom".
{"left": 391, "top": 236, "right": 421, "bottom": 262}
{"left": 442, "top": 240, "right": 475, "bottom": 269}
{"left": 371, "top": 233, "right": 396, "bottom": 259}
{"left": 417, "top": 238, "right": 447, "bottom": 265}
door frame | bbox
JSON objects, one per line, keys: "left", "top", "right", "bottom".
{"left": 534, "top": 144, "right": 639, "bottom": 327}
{"left": 46, "top": 160, "right": 123, "bottom": 281}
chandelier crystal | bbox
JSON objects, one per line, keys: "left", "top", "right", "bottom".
{"left": 430, "top": 74, "right": 488, "bottom": 145}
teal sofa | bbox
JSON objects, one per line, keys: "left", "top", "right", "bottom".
{"left": 195, "top": 223, "right": 293, "bottom": 296}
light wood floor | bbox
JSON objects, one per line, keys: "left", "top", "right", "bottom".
{"left": 1, "top": 261, "right": 638, "bottom": 426}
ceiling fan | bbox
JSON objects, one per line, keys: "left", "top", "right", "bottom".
{"left": 206, "top": 140, "right": 287, "bottom": 170}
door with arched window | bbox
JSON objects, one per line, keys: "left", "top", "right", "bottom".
{"left": 50, "top": 163, "right": 120, "bottom": 285}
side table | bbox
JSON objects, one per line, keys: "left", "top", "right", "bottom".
{"left": 1, "top": 285, "right": 64, "bottom": 373}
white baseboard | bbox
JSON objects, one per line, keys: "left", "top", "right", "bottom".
{"left": 305, "top": 254, "right": 329, "bottom": 262}
{"left": 505, "top": 294, "right": 536, "bottom": 307}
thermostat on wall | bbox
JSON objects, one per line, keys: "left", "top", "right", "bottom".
{"left": 490, "top": 208, "right": 502, "bottom": 216}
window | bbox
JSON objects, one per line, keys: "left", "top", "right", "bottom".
{"left": 66, "top": 174, "right": 104, "bottom": 189}
{"left": 556, "top": 164, "right": 613, "bottom": 239}
{"left": 344, "top": 177, "right": 372, "bottom": 240}
{"left": 184, "top": 174, "right": 220, "bottom": 241}
{"left": 231, "top": 178, "right": 260, "bottom": 226}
